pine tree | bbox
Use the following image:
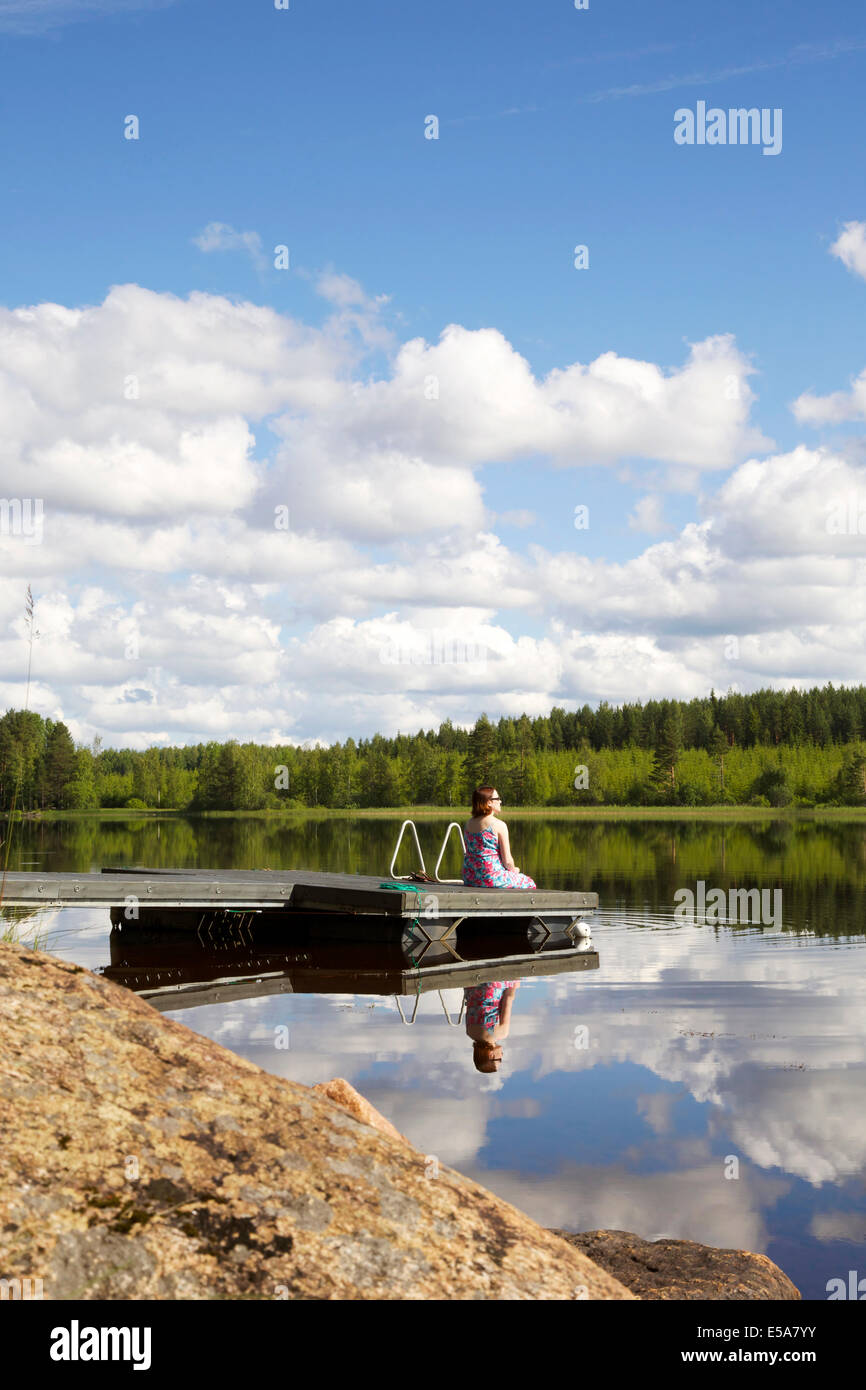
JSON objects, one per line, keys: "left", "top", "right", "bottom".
{"left": 650, "top": 712, "right": 683, "bottom": 802}
{"left": 39, "top": 721, "right": 77, "bottom": 809}
{"left": 709, "top": 725, "right": 728, "bottom": 795}
{"left": 837, "top": 746, "right": 866, "bottom": 804}
{"left": 361, "top": 742, "right": 400, "bottom": 807}
{"left": 408, "top": 738, "right": 437, "bottom": 804}
{"left": 510, "top": 714, "right": 533, "bottom": 804}
{"left": 467, "top": 714, "right": 496, "bottom": 789}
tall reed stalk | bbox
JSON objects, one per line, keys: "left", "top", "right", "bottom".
{"left": 0, "top": 586, "right": 40, "bottom": 934}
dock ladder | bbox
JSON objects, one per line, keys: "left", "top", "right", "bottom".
{"left": 388, "top": 819, "right": 466, "bottom": 884}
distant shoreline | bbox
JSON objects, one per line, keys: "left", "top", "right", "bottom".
{"left": 9, "top": 805, "right": 866, "bottom": 821}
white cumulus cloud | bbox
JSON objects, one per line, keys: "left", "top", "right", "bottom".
{"left": 830, "top": 219, "right": 866, "bottom": 282}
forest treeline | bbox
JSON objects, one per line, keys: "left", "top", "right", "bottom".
{"left": 3, "top": 683, "right": 866, "bottom": 812}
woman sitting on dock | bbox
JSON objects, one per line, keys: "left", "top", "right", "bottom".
{"left": 462, "top": 786, "right": 536, "bottom": 890}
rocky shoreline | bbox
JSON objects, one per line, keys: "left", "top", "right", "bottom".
{"left": 552, "top": 1229, "right": 799, "bottom": 1301}
{"left": 0, "top": 942, "right": 797, "bottom": 1301}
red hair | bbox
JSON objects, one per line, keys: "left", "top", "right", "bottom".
{"left": 472, "top": 785, "right": 497, "bottom": 817}
{"left": 473, "top": 1039, "right": 502, "bottom": 1073}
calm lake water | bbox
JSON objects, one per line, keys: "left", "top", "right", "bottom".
{"left": 5, "top": 813, "right": 866, "bottom": 1300}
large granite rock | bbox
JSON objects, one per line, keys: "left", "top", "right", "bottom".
{"left": 552, "top": 1229, "right": 800, "bottom": 1300}
{"left": 0, "top": 943, "right": 633, "bottom": 1301}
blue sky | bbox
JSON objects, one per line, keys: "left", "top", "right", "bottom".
{"left": 1, "top": 0, "right": 866, "bottom": 746}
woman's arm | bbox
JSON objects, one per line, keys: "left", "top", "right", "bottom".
{"left": 497, "top": 821, "right": 516, "bottom": 871}
{"left": 497, "top": 988, "right": 516, "bottom": 1036}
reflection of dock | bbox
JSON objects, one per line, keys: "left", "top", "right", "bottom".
{"left": 101, "top": 923, "right": 600, "bottom": 1013}
{"left": 0, "top": 866, "right": 597, "bottom": 942}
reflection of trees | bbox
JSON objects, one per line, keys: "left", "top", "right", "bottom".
{"left": 518, "top": 819, "right": 866, "bottom": 937}
{"left": 747, "top": 818, "right": 794, "bottom": 857}
{"left": 7, "top": 814, "right": 866, "bottom": 939}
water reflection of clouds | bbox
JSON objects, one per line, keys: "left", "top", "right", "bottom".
{"left": 635, "top": 1091, "right": 677, "bottom": 1135}
{"left": 44, "top": 904, "right": 866, "bottom": 1263}
{"left": 160, "top": 918, "right": 866, "bottom": 1211}
{"left": 725, "top": 1070, "right": 866, "bottom": 1186}
{"left": 810, "top": 1210, "right": 866, "bottom": 1244}
{"left": 455, "top": 1161, "right": 790, "bottom": 1254}
{"left": 20, "top": 907, "right": 107, "bottom": 963}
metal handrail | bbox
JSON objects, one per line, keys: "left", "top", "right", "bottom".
{"left": 388, "top": 820, "right": 427, "bottom": 878}
{"left": 434, "top": 821, "right": 466, "bottom": 883}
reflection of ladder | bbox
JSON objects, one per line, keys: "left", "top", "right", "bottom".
{"left": 388, "top": 819, "right": 467, "bottom": 883}
{"left": 395, "top": 991, "right": 467, "bottom": 1026}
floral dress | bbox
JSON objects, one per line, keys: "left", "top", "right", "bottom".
{"left": 461, "top": 828, "right": 537, "bottom": 889}
{"left": 464, "top": 980, "right": 518, "bottom": 1032}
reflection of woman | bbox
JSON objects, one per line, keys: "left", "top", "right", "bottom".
{"left": 465, "top": 980, "right": 519, "bottom": 1073}
{"left": 462, "top": 786, "right": 536, "bottom": 889}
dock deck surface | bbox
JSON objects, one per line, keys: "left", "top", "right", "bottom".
{"left": 0, "top": 866, "right": 597, "bottom": 918}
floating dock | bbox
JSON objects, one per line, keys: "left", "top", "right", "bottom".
{"left": 0, "top": 865, "right": 597, "bottom": 942}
